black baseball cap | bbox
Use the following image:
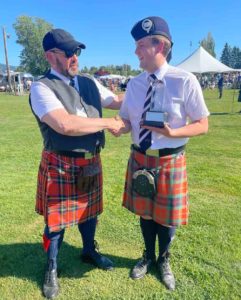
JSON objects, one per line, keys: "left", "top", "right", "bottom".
{"left": 131, "top": 16, "right": 172, "bottom": 44}
{"left": 42, "top": 28, "right": 86, "bottom": 53}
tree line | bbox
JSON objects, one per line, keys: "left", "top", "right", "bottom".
{"left": 12, "top": 16, "right": 140, "bottom": 77}
{"left": 220, "top": 43, "right": 241, "bottom": 69}
{"left": 81, "top": 65, "right": 140, "bottom": 77}
{"left": 11, "top": 16, "right": 241, "bottom": 76}
{"left": 200, "top": 33, "right": 241, "bottom": 69}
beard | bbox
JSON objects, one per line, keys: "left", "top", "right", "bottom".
{"left": 68, "top": 65, "right": 79, "bottom": 77}
{"left": 55, "top": 57, "right": 79, "bottom": 78}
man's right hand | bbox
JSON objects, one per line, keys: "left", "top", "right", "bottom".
{"left": 108, "top": 116, "right": 125, "bottom": 136}
{"left": 108, "top": 116, "right": 131, "bottom": 137}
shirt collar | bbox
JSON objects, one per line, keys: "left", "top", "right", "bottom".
{"left": 145, "top": 61, "right": 169, "bottom": 82}
{"left": 50, "top": 68, "right": 76, "bottom": 86}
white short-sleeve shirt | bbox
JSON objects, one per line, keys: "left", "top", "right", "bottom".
{"left": 30, "top": 68, "right": 116, "bottom": 120}
{"left": 119, "top": 62, "right": 210, "bottom": 149}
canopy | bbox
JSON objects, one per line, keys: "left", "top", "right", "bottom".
{"left": 176, "top": 46, "right": 235, "bottom": 73}
{"left": 99, "top": 74, "right": 126, "bottom": 80}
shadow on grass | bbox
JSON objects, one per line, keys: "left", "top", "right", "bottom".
{"left": 210, "top": 112, "right": 230, "bottom": 115}
{"left": 0, "top": 241, "right": 139, "bottom": 288}
{"left": 210, "top": 111, "right": 241, "bottom": 115}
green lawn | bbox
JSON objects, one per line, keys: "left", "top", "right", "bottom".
{"left": 0, "top": 89, "right": 240, "bottom": 300}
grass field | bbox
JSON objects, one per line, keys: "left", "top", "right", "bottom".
{"left": 0, "top": 89, "right": 240, "bottom": 300}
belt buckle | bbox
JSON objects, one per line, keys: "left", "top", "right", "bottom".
{"left": 145, "top": 149, "right": 159, "bottom": 157}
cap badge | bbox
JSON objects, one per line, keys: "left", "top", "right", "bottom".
{"left": 142, "top": 19, "right": 153, "bottom": 33}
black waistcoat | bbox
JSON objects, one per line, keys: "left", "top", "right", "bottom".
{"left": 29, "top": 72, "right": 105, "bottom": 153}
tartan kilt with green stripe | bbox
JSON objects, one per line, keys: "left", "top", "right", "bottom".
{"left": 122, "top": 149, "right": 189, "bottom": 226}
{"left": 36, "top": 150, "right": 103, "bottom": 232}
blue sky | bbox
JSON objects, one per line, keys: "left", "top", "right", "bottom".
{"left": 1, "top": 0, "right": 240, "bottom": 70}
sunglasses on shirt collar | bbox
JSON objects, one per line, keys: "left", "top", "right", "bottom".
{"left": 50, "top": 47, "right": 81, "bottom": 58}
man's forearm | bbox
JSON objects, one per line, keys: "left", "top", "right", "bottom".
{"left": 141, "top": 117, "right": 208, "bottom": 138}
{"left": 57, "top": 115, "right": 118, "bottom": 136}
{"left": 170, "top": 118, "right": 208, "bottom": 137}
{"left": 42, "top": 109, "right": 124, "bottom": 136}
{"left": 106, "top": 94, "right": 125, "bottom": 110}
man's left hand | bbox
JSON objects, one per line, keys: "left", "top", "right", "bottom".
{"left": 141, "top": 123, "right": 176, "bottom": 138}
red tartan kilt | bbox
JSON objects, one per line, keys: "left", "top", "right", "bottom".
{"left": 36, "top": 150, "right": 103, "bottom": 232}
{"left": 122, "top": 149, "right": 189, "bottom": 226}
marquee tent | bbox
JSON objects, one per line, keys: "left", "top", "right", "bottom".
{"left": 99, "top": 74, "right": 126, "bottom": 80}
{"left": 176, "top": 46, "right": 235, "bottom": 73}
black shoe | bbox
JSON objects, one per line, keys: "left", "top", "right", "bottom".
{"left": 130, "top": 251, "right": 155, "bottom": 280}
{"left": 81, "top": 240, "right": 114, "bottom": 271}
{"left": 43, "top": 269, "right": 59, "bottom": 299}
{"left": 158, "top": 254, "right": 175, "bottom": 291}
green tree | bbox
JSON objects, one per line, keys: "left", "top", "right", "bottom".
{"left": 81, "top": 66, "right": 89, "bottom": 74}
{"left": 221, "top": 44, "right": 241, "bottom": 69}
{"left": 231, "top": 46, "right": 241, "bottom": 69}
{"left": 236, "top": 50, "right": 241, "bottom": 69}
{"left": 80, "top": 64, "right": 141, "bottom": 77}
{"left": 13, "top": 16, "right": 53, "bottom": 76}
{"left": 15, "top": 65, "right": 25, "bottom": 72}
{"left": 220, "top": 43, "right": 233, "bottom": 67}
{"left": 200, "top": 32, "right": 216, "bottom": 57}
{"left": 89, "top": 66, "right": 98, "bottom": 74}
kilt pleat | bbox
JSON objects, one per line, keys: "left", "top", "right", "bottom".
{"left": 35, "top": 150, "right": 103, "bottom": 232}
{"left": 122, "top": 149, "right": 189, "bottom": 226}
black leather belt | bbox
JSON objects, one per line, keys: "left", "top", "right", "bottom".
{"left": 132, "top": 144, "right": 185, "bottom": 157}
{"left": 51, "top": 147, "right": 101, "bottom": 158}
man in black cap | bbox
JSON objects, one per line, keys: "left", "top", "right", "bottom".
{"left": 30, "top": 28, "right": 124, "bottom": 299}
{"left": 111, "top": 16, "right": 209, "bottom": 290}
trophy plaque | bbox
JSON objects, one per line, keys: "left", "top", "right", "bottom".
{"left": 143, "top": 111, "right": 168, "bottom": 128}
{"left": 142, "top": 80, "right": 168, "bottom": 128}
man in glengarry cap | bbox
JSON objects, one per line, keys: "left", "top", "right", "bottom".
{"left": 111, "top": 16, "right": 209, "bottom": 290}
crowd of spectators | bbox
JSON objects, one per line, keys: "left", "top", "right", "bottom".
{"left": 96, "top": 77, "right": 131, "bottom": 92}
{"left": 2, "top": 72, "right": 240, "bottom": 95}
{"left": 95, "top": 72, "right": 241, "bottom": 93}
{"left": 196, "top": 72, "right": 241, "bottom": 90}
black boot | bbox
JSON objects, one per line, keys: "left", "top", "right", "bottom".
{"left": 157, "top": 225, "right": 176, "bottom": 291}
{"left": 158, "top": 253, "right": 175, "bottom": 291}
{"left": 42, "top": 227, "right": 64, "bottom": 298}
{"left": 43, "top": 260, "right": 59, "bottom": 299}
{"left": 81, "top": 240, "right": 114, "bottom": 271}
{"left": 130, "top": 218, "right": 157, "bottom": 279}
{"left": 130, "top": 250, "right": 156, "bottom": 279}
{"left": 78, "top": 219, "right": 114, "bottom": 271}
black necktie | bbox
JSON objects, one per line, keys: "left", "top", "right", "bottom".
{"left": 139, "top": 74, "right": 157, "bottom": 151}
{"left": 69, "top": 78, "right": 76, "bottom": 89}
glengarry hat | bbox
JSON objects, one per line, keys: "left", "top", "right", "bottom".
{"left": 131, "top": 16, "right": 172, "bottom": 44}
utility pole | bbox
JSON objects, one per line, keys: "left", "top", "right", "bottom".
{"left": 2, "top": 27, "right": 12, "bottom": 92}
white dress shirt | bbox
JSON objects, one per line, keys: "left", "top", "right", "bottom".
{"left": 119, "top": 62, "right": 210, "bottom": 149}
{"left": 31, "top": 68, "right": 116, "bottom": 120}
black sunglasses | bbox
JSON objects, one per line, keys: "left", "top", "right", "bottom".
{"left": 50, "top": 48, "right": 81, "bottom": 58}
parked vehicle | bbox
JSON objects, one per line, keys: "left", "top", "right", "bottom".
{"left": 0, "top": 80, "right": 9, "bottom": 92}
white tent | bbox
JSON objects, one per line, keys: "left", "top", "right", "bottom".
{"left": 176, "top": 46, "right": 235, "bottom": 73}
{"left": 99, "top": 74, "right": 126, "bottom": 80}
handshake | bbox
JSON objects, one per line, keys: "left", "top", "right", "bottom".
{"left": 107, "top": 115, "right": 127, "bottom": 137}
